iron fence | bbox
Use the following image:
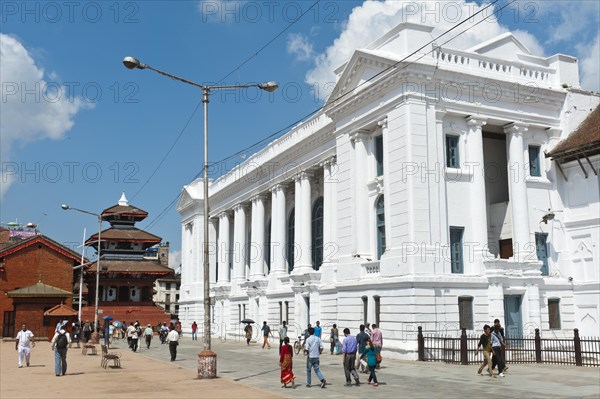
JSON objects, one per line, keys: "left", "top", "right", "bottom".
{"left": 418, "top": 326, "right": 600, "bottom": 367}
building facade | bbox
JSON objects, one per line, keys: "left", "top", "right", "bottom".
{"left": 177, "top": 23, "right": 599, "bottom": 359}
{"left": 0, "top": 235, "right": 82, "bottom": 339}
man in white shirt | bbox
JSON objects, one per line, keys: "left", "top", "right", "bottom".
{"left": 15, "top": 323, "right": 35, "bottom": 368}
{"left": 304, "top": 327, "right": 326, "bottom": 388}
{"left": 166, "top": 327, "right": 180, "bottom": 361}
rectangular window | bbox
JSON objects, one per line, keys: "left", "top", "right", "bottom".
{"left": 529, "top": 145, "right": 541, "bottom": 177}
{"left": 279, "top": 301, "right": 283, "bottom": 324}
{"left": 362, "top": 296, "right": 368, "bottom": 325}
{"left": 165, "top": 294, "right": 170, "bottom": 305}
{"left": 284, "top": 301, "right": 289, "bottom": 323}
{"left": 166, "top": 283, "right": 171, "bottom": 291}
{"left": 446, "top": 135, "right": 460, "bottom": 168}
{"left": 548, "top": 299, "right": 561, "bottom": 329}
{"left": 458, "top": 297, "right": 473, "bottom": 330}
{"left": 374, "top": 135, "right": 384, "bottom": 176}
{"left": 374, "top": 296, "right": 381, "bottom": 326}
{"left": 535, "top": 232, "right": 549, "bottom": 276}
{"left": 243, "top": 304, "right": 246, "bottom": 320}
{"left": 238, "top": 304, "right": 242, "bottom": 322}
{"left": 450, "top": 227, "right": 464, "bottom": 273}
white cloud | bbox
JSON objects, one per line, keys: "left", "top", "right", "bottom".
{"left": 534, "top": 1, "right": 600, "bottom": 44}
{"left": 0, "top": 34, "right": 87, "bottom": 198}
{"left": 168, "top": 249, "right": 181, "bottom": 271}
{"left": 303, "top": 0, "right": 548, "bottom": 101}
{"left": 578, "top": 33, "right": 600, "bottom": 92}
{"left": 286, "top": 33, "right": 314, "bottom": 61}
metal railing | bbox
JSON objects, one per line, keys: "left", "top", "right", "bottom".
{"left": 418, "top": 326, "right": 600, "bottom": 367}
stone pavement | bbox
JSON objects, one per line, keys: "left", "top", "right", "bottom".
{"left": 2, "top": 336, "right": 599, "bottom": 399}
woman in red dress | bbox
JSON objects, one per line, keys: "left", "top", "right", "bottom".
{"left": 279, "top": 336, "right": 296, "bottom": 388}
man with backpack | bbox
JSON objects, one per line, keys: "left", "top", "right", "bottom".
{"left": 51, "top": 324, "right": 71, "bottom": 376}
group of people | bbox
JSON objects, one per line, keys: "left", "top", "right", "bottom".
{"left": 276, "top": 320, "right": 384, "bottom": 389}
{"left": 476, "top": 319, "right": 509, "bottom": 378}
{"left": 14, "top": 318, "right": 192, "bottom": 376}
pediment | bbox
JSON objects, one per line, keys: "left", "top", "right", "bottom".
{"left": 326, "top": 50, "right": 397, "bottom": 106}
{"left": 176, "top": 183, "right": 202, "bottom": 213}
{"left": 468, "top": 32, "right": 531, "bottom": 61}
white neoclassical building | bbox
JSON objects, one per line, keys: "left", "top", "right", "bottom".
{"left": 177, "top": 22, "right": 599, "bottom": 359}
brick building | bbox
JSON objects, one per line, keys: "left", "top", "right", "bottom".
{"left": 0, "top": 235, "right": 83, "bottom": 338}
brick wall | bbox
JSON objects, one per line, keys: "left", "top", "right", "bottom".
{"left": 0, "top": 239, "right": 74, "bottom": 337}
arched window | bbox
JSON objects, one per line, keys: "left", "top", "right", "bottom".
{"left": 287, "top": 209, "right": 295, "bottom": 272}
{"left": 376, "top": 195, "right": 386, "bottom": 259}
{"left": 311, "top": 197, "right": 324, "bottom": 270}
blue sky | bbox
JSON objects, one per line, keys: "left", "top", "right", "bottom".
{"left": 1, "top": 0, "right": 599, "bottom": 267}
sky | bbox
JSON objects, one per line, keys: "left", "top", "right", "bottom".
{"left": 1, "top": 0, "right": 599, "bottom": 268}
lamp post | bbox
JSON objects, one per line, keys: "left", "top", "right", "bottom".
{"left": 123, "top": 56, "right": 278, "bottom": 377}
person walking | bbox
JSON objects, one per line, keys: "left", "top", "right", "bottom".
{"left": 330, "top": 324, "right": 339, "bottom": 355}
{"left": 279, "top": 336, "right": 296, "bottom": 388}
{"left": 15, "top": 323, "right": 34, "bottom": 368}
{"left": 143, "top": 324, "right": 154, "bottom": 349}
{"left": 191, "top": 321, "right": 198, "bottom": 341}
{"left": 491, "top": 323, "right": 506, "bottom": 377}
{"left": 492, "top": 319, "right": 509, "bottom": 372}
{"left": 371, "top": 324, "right": 383, "bottom": 368}
{"left": 50, "top": 324, "right": 71, "bottom": 377}
{"left": 314, "top": 321, "right": 322, "bottom": 339}
{"left": 131, "top": 322, "right": 141, "bottom": 352}
{"left": 82, "top": 320, "right": 92, "bottom": 342}
{"left": 356, "top": 324, "right": 370, "bottom": 373}
{"left": 364, "top": 338, "right": 379, "bottom": 386}
{"left": 341, "top": 328, "right": 360, "bottom": 386}
{"left": 71, "top": 323, "right": 81, "bottom": 348}
{"left": 244, "top": 323, "right": 253, "bottom": 345}
{"left": 261, "top": 321, "right": 272, "bottom": 349}
{"left": 102, "top": 320, "right": 110, "bottom": 348}
{"left": 477, "top": 324, "right": 495, "bottom": 378}
{"left": 304, "top": 327, "right": 326, "bottom": 389}
{"left": 278, "top": 321, "right": 288, "bottom": 352}
{"left": 166, "top": 326, "right": 180, "bottom": 361}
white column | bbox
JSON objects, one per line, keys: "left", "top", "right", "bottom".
{"left": 232, "top": 203, "right": 247, "bottom": 283}
{"left": 209, "top": 218, "right": 218, "bottom": 284}
{"left": 505, "top": 122, "right": 531, "bottom": 261}
{"left": 217, "top": 212, "right": 231, "bottom": 283}
{"left": 466, "top": 117, "right": 489, "bottom": 262}
{"left": 250, "top": 195, "right": 266, "bottom": 279}
{"left": 295, "top": 171, "right": 313, "bottom": 271}
{"left": 271, "top": 184, "right": 287, "bottom": 275}
{"left": 322, "top": 157, "right": 337, "bottom": 264}
{"left": 351, "top": 130, "right": 370, "bottom": 257}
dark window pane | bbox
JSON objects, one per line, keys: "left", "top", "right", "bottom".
{"left": 450, "top": 227, "right": 464, "bottom": 273}
{"left": 529, "top": 145, "right": 541, "bottom": 177}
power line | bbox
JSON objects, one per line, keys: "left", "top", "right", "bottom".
{"left": 204, "top": 0, "right": 509, "bottom": 169}
{"left": 144, "top": 0, "right": 514, "bottom": 230}
{"left": 132, "top": 1, "right": 321, "bottom": 202}
{"left": 217, "top": 0, "right": 321, "bottom": 83}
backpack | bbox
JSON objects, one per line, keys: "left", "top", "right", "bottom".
{"left": 56, "top": 332, "right": 68, "bottom": 349}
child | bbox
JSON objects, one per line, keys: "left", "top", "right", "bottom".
{"left": 364, "top": 338, "right": 379, "bottom": 387}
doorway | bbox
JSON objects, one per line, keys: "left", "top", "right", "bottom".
{"left": 503, "top": 295, "right": 523, "bottom": 338}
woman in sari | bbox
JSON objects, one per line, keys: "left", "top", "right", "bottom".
{"left": 279, "top": 337, "right": 296, "bottom": 388}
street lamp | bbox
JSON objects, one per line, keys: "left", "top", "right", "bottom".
{"left": 61, "top": 204, "right": 103, "bottom": 332}
{"left": 123, "top": 56, "right": 278, "bottom": 377}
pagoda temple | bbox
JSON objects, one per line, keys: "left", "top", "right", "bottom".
{"left": 81, "top": 193, "right": 174, "bottom": 326}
